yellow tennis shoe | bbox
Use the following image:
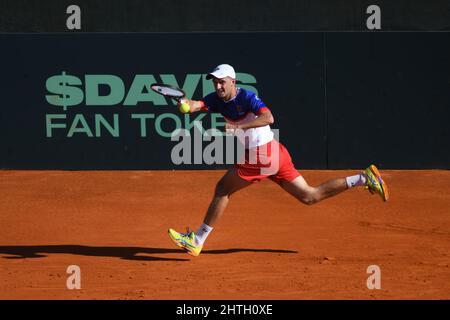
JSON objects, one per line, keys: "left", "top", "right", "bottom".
{"left": 364, "top": 164, "right": 389, "bottom": 201}
{"left": 168, "top": 228, "right": 203, "bottom": 257}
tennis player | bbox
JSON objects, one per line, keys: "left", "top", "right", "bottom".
{"left": 168, "top": 64, "right": 388, "bottom": 256}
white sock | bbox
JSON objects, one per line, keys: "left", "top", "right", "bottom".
{"left": 195, "top": 223, "right": 213, "bottom": 246}
{"left": 345, "top": 173, "right": 367, "bottom": 188}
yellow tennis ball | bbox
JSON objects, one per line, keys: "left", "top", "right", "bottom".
{"left": 179, "top": 102, "right": 190, "bottom": 113}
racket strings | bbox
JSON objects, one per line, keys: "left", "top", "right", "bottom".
{"left": 151, "top": 84, "right": 185, "bottom": 99}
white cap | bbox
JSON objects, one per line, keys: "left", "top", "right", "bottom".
{"left": 206, "top": 64, "right": 236, "bottom": 80}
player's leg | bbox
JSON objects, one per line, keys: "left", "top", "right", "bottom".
{"left": 279, "top": 175, "right": 348, "bottom": 205}
{"left": 274, "top": 142, "right": 388, "bottom": 205}
{"left": 203, "top": 167, "right": 252, "bottom": 226}
{"left": 279, "top": 164, "right": 389, "bottom": 205}
{"left": 271, "top": 141, "right": 348, "bottom": 205}
{"left": 168, "top": 168, "right": 252, "bottom": 256}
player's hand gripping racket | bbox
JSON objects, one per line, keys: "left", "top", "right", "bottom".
{"left": 150, "top": 83, "right": 186, "bottom": 103}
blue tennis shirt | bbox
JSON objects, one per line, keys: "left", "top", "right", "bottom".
{"left": 201, "top": 88, "right": 268, "bottom": 122}
{"left": 201, "top": 88, "right": 273, "bottom": 148}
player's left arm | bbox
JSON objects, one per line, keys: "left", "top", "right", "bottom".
{"left": 230, "top": 109, "right": 274, "bottom": 130}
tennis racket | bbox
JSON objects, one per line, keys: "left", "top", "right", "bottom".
{"left": 150, "top": 83, "right": 186, "bottom": 102}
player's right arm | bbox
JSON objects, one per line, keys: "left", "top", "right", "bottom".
{"left": 178, "top": 99, "right": 207, "bottom": 113}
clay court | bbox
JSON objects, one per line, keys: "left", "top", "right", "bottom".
{"left": 0, "top": 169, "right": 449, "bottom": 299}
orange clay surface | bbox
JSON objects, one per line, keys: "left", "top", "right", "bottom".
{"left": 0, "top": 169, "right": 449, "bottom": 300}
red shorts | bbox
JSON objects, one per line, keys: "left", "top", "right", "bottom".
{"left": 235, "top": 140, "right": 301, "bottom": 184}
